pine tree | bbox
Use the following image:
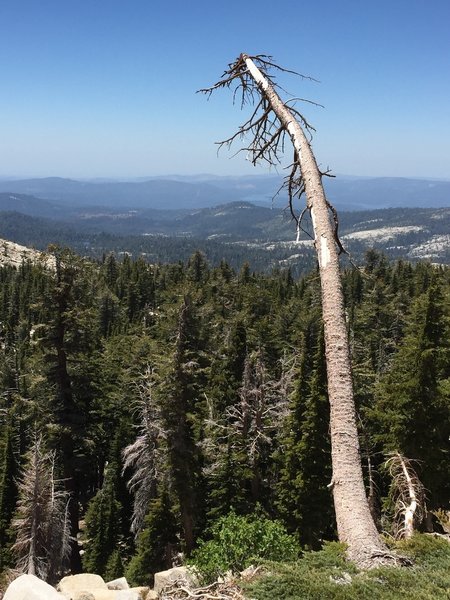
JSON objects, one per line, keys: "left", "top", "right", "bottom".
{"left": 207, "top": 319, "right": 247, "bottom": 415}
{"left": 277, "top": 325, "right": 333, "bottom": 547}
{"left": 158, "top": 295, "right": 206, "bottom": 553}
{"left": 227, "top": 351, "right": 285, "bottom": 504}
{"left": 33, "top": 248, "right": 104, "bottom": 573}
{"left": 187, "top": 251, "right": 209, "bottom": 284}
{"left": 122, "top": 367, "right": 165, "bottom": 537}
{"left": 203, "top": 348, "right": 292, "bottom": 516}
{"left": 104, "top": 549, "right": 124, "bottom": 582}
{"left": 201, "top": 54, "right": 396, "bottom": 567}
{"left": 82, "top": 463, "right": 122, "bottom": 577}
{"left": 371, "top": 279, "right": 450, "bottom": 509}
{"left": 102, "top": 253, "right": 119, "bottom": 290}
{"left": 0, "top": 414, "right": 19, "bottom": 570}
{"left": 35, "top": 247, "right": 102, "bottom": 571}
{"left": 125, "top": 490, "right": 178, "bottom": 586}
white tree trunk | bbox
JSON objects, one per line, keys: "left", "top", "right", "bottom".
{"left": 243, "top": 55, "right": 390, "bottom": 567}
{"left": 398, "top": 454, "right": 417, "bottom": 539}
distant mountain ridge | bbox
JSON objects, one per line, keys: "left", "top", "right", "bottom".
{"left": 324, "top": 176, "right": 450, "bottom": 210}
{"left": 0, "top": 177, "right": 240, "bottom": 209}
{"left": 0, "top": 174, "right": 449, "bottom": 211}
{"left": 0, "top": 192, "right": 64, "bottom": 218}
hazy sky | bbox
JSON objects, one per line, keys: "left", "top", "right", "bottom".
{"left": 1, "top": 0, "right": 449, "bottom": 179}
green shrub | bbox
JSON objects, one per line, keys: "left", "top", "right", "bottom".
{"left": 190, "top": 510, "right": 300, "bottom": 583}
{"left": 395, "top": 532, "right": 450, "bottom": 565}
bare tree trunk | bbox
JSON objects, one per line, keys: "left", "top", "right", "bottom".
{"left": 244, "top": 54, "right": 392, "bottom": 567}
{"left": 398, "top": 455, "right": 417, "bottom": 539}
{"left": 202, "top": 54, "right": 402, "bottom": 568}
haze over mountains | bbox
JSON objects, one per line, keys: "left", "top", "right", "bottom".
{"left": 0, "top": 174, "right": 449, "bottom": 212}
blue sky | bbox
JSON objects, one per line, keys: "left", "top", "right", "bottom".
{"left": 1, "top": 0, "right": 449, "bottom": 179}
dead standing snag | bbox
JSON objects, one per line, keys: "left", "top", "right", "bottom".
{"left": 386, "top": 452, "right": 425, "bottom": 539}
{"left": 200, "top": 53, "right": 405, "bottom": 568}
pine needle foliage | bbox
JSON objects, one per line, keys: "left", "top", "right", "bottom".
{"left": 82, "top": 462, "right": 122, "bottom": 578}
{"left": 125, "top": 490, "right": 178, "bottom": 586}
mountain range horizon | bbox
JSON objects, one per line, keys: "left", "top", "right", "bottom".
{"left": 1, "top": 172, "right": 450, "bottom": 183}
{"left": 0, "top": 173, "right": 450, "bottom": 212}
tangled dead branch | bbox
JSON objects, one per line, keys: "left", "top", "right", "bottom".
{"left": 159, "top": 566, "right": 263, "bottom": 599}
{"left": 159, "top": 580, "right": 247, "bottom": 600}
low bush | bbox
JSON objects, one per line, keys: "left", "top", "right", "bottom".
{"left": 189, "top": 510, "right": 300, "bottom": 583}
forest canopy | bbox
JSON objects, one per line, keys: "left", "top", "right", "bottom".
{"left": 0, "top": 249, "right": 449, "bottom": 582}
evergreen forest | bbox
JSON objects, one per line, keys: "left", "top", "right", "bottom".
{"left": 0, "top": 247, "right": 449, "bottom": 586}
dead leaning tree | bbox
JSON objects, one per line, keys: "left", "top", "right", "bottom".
{"left": 200, "top": 53, "right": 406, "bottom": 569}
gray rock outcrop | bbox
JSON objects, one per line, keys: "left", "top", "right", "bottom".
{"left": 153, "top": 566, "right": 198, "bottom": 595}
{"left": 106, "top": 578, "right": 129, "bottom": 591}
{"left": 57, "top": 575, "right": 149, "bottom": 600}
{"left": 58, "top": 573, "right": 108, "bottom": 599}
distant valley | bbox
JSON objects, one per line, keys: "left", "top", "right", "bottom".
{"left": 0, "top": 174, "right": 449, "bottom": 276}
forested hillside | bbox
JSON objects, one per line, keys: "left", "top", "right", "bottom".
{"left": 0, "top": 205, "right": 449, "bottom": 279}
{"left": 0, "top": 249, "right": 449, "bottom": 585}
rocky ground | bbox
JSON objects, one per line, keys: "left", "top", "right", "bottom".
{"left": 0, "top": 239, "right": 55, "bottom": 269}
{"left": 1, "top": 566, "right": 251, "bottom": 600}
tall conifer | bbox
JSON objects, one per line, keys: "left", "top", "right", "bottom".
{"left": 278, "top": 325, "right": 333, "bottom": 547}
{"left": 372, "top": 279, "right": 450, "bottom": 508}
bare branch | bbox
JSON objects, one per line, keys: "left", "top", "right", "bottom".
{"left": 199, "top": 54, "right": 317, "bottom": 176}
{"left": 285, "top": 97, "right": 324, "bottom": 109}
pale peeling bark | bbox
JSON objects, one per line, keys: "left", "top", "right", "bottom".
{"left": 240, "top": 55, "right": 395, "bottom": 568}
